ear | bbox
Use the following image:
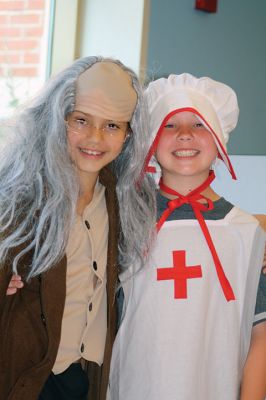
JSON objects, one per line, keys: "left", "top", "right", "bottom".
{"left": 123, "top": 132, "right": 131, "bottom": 143}
{"left": 210, "top": 156, "right": 220, "bottom": 171}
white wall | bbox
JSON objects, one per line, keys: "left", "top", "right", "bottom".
{"left": 212, "top": 156, "right": 266, "bottom": 214}
{"left": 78, "top": 0, "right": 147, "bottom": 75}
{"left": 50, "top": 0, "right": 79, "bottom": 74}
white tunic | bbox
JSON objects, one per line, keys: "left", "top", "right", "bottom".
{"left": 108, "top": 207, "right": 265, "bottom": 400}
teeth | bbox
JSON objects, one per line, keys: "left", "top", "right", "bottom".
{"left": 81, "top": 149, "right": 102, "bottom": 155}
{"left": 174, "top": 150, "right": 198, "bottom": 157}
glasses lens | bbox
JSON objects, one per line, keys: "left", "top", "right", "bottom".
{"left": 66, "top": 111, "right": 128, "bottom": 141}
{"left": 67, "top": 112, "right": 87, "bottom": 132}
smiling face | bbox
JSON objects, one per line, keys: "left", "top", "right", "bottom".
{"left": 68, "top": 61, "right": 137, "bottom": 187}
{"left": 66, "top": 111, "right": 128, "bottom": 181}
{"left": 155, "top": 111, "right": 218, "bottom": 189}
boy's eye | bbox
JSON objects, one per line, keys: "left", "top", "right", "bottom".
{"left": 194, "top": 122, "right": 204, "bottom": 128}
{"left": 164, "top": 123, "right": 177, "bottom": 129}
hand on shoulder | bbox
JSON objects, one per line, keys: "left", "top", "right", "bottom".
{"left": 254, "top": 215, "right": 266, "bottom": 274}
{"left": 6, "top": 274, "right": 24, "bottom": 295}
{"left": 254, "top": 214, "right": 266, "bottom": 232}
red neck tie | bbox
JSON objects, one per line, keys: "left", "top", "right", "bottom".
{"left": 157, "top": 170, "right": 235, "bottom": 301}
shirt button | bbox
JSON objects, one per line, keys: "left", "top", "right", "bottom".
{"left": 89, "top": 303, "right": 93, "bottom": 311}
{"left": 85, "top": 220, "right": 90, "bottom": 230}
{"left": 81, "top": 343, "right": 84, "bottom": 352}
{"left": 93, "top": 261, "right": 97, "bottom": 271}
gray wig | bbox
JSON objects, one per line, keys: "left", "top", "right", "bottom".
{"left": 0, "top": 56, "right": 156, "bottom": 278}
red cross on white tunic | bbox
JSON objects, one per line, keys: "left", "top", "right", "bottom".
{"left": 157, "top": 250, "right": 202, "bottom": 299}
{"left": 156, "top": 171, "right": 235, "bottom": 302}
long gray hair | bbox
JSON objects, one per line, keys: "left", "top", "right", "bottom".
{"left": 0, "top": 56, "right": 156, "bottom": 279}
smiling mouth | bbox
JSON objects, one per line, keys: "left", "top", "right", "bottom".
{"left": 173, "top": 150, "right": 199, "bottom": 157}
{"left": 80, "top": 148, "right": 104, "bottom": 156}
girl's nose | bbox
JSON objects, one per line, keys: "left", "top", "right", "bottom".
{"left": 86, "top": 125, "right": 104, "bottom": 140}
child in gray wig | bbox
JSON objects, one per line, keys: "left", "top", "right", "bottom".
{"left": 0, "top": 56, "right": 156, "bottom": 400}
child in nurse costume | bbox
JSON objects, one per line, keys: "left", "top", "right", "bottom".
{"left": 107, "top": 74, "right": 266, "bottom": 400}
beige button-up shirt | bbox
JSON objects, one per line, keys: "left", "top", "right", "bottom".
{"left": 53, "top": 181, "right": 108, "bottom": 374}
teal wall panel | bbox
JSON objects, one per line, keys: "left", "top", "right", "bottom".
{"left": 147, "top": 0, "right": 266, "bottom": 155}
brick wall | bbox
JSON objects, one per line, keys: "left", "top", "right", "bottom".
{"left": 0, "top": 0, "right": 46, "bottom": 78}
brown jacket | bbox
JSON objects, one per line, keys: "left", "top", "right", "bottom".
{"left": 0, "top": 167, "right": 119, "bottom": 400}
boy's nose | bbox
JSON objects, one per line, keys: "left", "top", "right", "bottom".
{"left": 176, "top": 128, "right": 193, "bottom": 140}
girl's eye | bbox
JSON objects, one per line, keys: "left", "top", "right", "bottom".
{"left": 106, "top": 123, "right": 120, "bottom": 130}
{"left": 75, "top": 118, "right": 87, "bottom": 125}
